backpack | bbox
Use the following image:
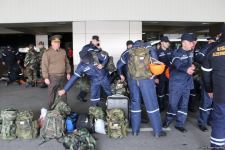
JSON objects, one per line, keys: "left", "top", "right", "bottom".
{"left": 15, "top": 110, "right": 38, "bottom": 140}
{"left": 128, "top": 47, "right": 152, "bottom": 80}
{"left": 51, "top": 96, "right": 71, "bottom": 118}
{"left": 111, "top": 80, "right": 128, "bottom": 96}
{"left": 106, "top": 108, "right": 128, "bottom": 139}
{"left": 1, "top": 108, "right": 18, "bottom": 140}
{"left": 66, "top": 112, "right": 79, "bottom": 134}
{"left": 63, "top": 128, "right": 96, "bottom": 150}
{"left": 89, "top": 107, "right": 106, "bottom": 134}
{"left": 106, "top": 56, "right": 116, "bottom": 72}
{"left": 89, "top": 106, "right": 105, "bottom": 121}
{"left": 91, "top": 50, "right": 116, "bottom": 72}
{"left": 76, "top": 114, "right": 94, "bottom": 133}
{"left": 40, "top": 110, "right": 65, "bottom": 141}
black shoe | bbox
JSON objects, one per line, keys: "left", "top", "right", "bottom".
{"left": 40, "top": 83, "right": 47, "bottom": 88}
{"left": 163, "top": 121, "right": 171, "bottom": 128}
{"left": 198, "top": 125, "right": 208, "bottom": 132}
{"left": 132, "top": 132, "right": 139, "bottom": 136}
{"left": 154, "top": 131, "right": 167, "bottom": 138}
{"left": 175, "top": 126, "right": 187, "bottom": 133}
{"left": 26, "top": 83, "right": 32, "bottom": 88}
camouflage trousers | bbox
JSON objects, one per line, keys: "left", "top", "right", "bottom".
{"left": 48, "top": 75, "right": 67, "bottom": 109}
{"left": 26, "top": 68, "right": 38, "bottom": 83}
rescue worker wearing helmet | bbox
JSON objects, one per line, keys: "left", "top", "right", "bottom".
{"left": 163, "top": 33, "right": 196, "bottom": 133}
{"left": 117, "top": 40, "right": 167, "bottom": 137}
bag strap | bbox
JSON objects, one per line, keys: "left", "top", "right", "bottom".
{"left": 51, "top": 95, "right": 61, "bottom": 110}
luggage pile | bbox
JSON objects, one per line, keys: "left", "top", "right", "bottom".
{"left": 0, "top": 108, "right": 38, "bottom": 140}
{"left": 0, "top": 92, "right": 130, "bottom": 149}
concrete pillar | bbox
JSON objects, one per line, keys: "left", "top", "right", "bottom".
{"left": 72, "top": 21, "right": 142, "bottom": 65}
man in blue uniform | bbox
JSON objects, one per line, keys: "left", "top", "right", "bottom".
{"left": 116, "top": 40, "right": 134, "bottom": 84}
{"left": 81, "top": 35, "right": 108, "bottom": 70}
{"left": 1, "top": 45, "right": 21, "bottom": 82}
{"left": 156, "top": 36, "right": 172, "bottom": 111}
{"left": 58, "top": 50, "right": 112, "bottom": 106}
{"left": 2, "top": 45, "right": 20, "bottom": 72}
{"left": 163, "top": 33, "right": 196, "bottom": 133}
{"left": 195, "top": 37, "right": 217, "bottom": 132}
{"left": 117, "top": 40, "right": 166, "bottom": 137}
{"left": 201, "top": 24, "right": 225, "bottom": 150}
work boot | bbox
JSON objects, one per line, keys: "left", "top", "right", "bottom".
{"left": 132, "top": 132, "right": 139, "bottom": 136}
{"left": 163, "top": 121, "right": 171, "bottom": 128}
{"left": 39, "top": 83, "right": 48, "bottom": 88}
{"left": 154, "top": 131, "right": 167, "bottom": 138}
{"left": 198, "top": 125, "right": 208, "bottom": 132}
{"left": 175, "top": 126, "right": 187, "bottom": 133}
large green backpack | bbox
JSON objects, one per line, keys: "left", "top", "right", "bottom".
{"left": 91, "top": 50, "right": 116, "bottom": 72}
{"left": 128, "top": 48, "right": 152, "bottom": 80}
{"left": 89, "top": 106, "right": 105, "bottom": 121}
{"left": 106, "top": 108, "right": 128, "bottom": 139}
{"left": 40, "top": 110, "right": 65, "bottom": 141}
{"left": 111, "top": 80, "right": 128, "bottom": 96}
{"left": 51, "top": 96, "right": 71, "bottom": 118}
{"left": 1, "top": 108, "right": 18, "bottom": 140}
{"left": 63, "top": 128, "right": 96, "bottom": 150}
{"left": 16, "top": 110, "right": 38, "bottom": 140}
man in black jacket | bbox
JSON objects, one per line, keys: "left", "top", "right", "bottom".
{"left": 201, "top": 24, "right": 225, "bottom": 150}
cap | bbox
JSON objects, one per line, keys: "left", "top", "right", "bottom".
{"left": 133, "top": 40, "right": 144, "bottom": 48}
{"left": 126, "top": 40, "right": 134, "bottom": 46}
{"left": 181, "top": 33, "right": 196, "bottom": 42}
{"left": 160, "top": 36, "right": 170, "bottom": 42}
{"left": 92, "top": 35, "right": 99, "bottom": 41}
{"left": 38, "top": 41, "right": 44, "bottom": 45}
{"left": 50, "top": 35, "right": 62, "bottom": 42}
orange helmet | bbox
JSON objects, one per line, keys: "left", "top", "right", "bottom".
{"left": 149, "top": 63, "right": 165, "bottom": 75}
{"left": 165, "top": 68, "right": 170, "bottom": 79}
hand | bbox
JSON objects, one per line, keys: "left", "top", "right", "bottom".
{"left": 187, "top": 66, "right": 195, "bottom": 75}
{"left": 58, "top": 90, "right": 66, "bottom": 96}
{"left": 97, "top": 64, "right": 103, "bottom": 69}
{"left": 17, "top": 60, "right": 20, "bottom": 64}
{"left": 120, "top": 75, "right": 125, "bottom": 82}
{"left": 191, "top": 64, "right": 196, "bottom": 70}
{"left": 2, "top": 61, "right": 5, "bottom": 66}
{"left": 67, "top": 74, "right": 71, "bottom": 80}
{"left": 155, "top": 79, "right": 159, "bottom": 84}
{"left": 208, "top": 93, "right": 213, "bottom": 99}
{"left": 44, "top": 78, "right": 50, "bottom": 85}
